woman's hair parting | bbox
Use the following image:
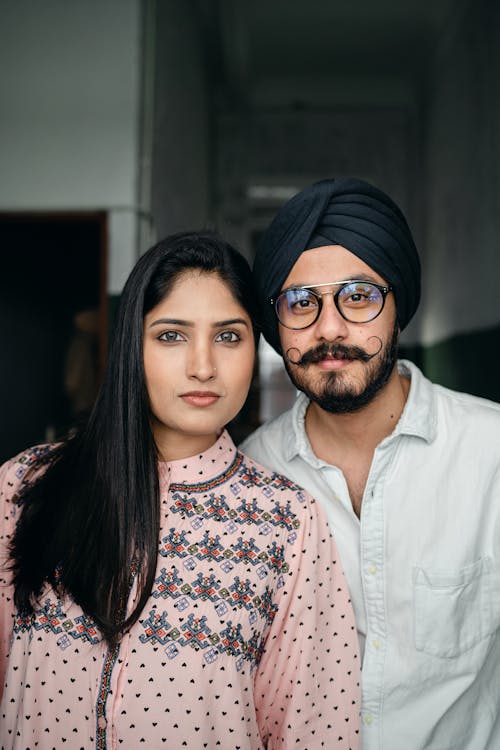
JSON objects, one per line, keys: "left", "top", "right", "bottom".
{"left": 9, "top": 231, "right": 259, "bottom": 646}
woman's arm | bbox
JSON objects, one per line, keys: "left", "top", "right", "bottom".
{"left": 0, "top": 455, "right": 20, "bottom": 702}
{"left": 0, "top": 446, "right": 52, "bottom": 702}
{"left": 254, "top": 489, "right": 361, "bottom": 749}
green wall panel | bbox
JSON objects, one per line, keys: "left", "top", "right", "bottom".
{"left": 401, "top": 323, "right": 500, "bottom": 403}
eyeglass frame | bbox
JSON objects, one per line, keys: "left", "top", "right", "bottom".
{"left": 269, "top": 279, "right": 394, "bottom": 329}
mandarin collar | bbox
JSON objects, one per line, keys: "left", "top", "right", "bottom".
{"left": 159, "top": 429, "right": 238, "bottom": 486}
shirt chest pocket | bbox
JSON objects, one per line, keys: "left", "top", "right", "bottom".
{"left": 412, "top": 556, "right": 494, "bottom": 658}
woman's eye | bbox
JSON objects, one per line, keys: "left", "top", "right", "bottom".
{"left": 157, "top": 330, "right": 183, "bottom": 343}
{"left": 216, "top": 330, "right": 240, "bottom": 343}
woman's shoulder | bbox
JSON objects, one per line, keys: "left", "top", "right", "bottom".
{"left": 0, "top": 444, "right": 59, "bottom": 557}
{"left": 235, "top": 450, "right": 331, "bottom": 562}
{"left": 0, "top": 443, "right": 59, "bottom": 504}
{"left": 236, "top": 449, "right": 312, "bottom": 505}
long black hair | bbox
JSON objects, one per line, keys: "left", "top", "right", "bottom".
{"left": 9, "top": 231, "right": 259, "bottom": 646}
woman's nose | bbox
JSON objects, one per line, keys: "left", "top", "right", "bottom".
{"left": 186, "top": 343, "right": 217, "bottom": 381}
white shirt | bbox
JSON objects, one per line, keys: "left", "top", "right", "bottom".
{"left": 241, "top": 360, "right": 500, "bottom": 750}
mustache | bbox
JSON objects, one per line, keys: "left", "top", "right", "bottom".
{"left": 285, "top": 338, "right": 383, "bottom": 366}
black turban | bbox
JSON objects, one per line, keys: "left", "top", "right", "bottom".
{"left": 253, "top": 177, "right": 421, "bottom": 353}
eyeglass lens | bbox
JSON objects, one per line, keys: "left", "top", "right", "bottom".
{"left": 276, "top": 282, "right": 385, "bottom": 328}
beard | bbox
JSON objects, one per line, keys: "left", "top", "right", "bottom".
{"left": 284, "top": 322, "right": 399, "bottom": 414}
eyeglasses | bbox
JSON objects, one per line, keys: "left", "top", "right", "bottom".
{"left": 270, "top": 279, "right": 393, "bottom": 329}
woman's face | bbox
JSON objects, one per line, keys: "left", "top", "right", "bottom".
{"left": 143, "top": 270, "right": 255, "bottom": 460}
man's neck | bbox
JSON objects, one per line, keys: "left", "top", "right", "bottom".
{"left": 306, "top": 368, "right": 410, "bottom": 453}
{"left": 304, "top": 368, "right": 410, "bottom": 515}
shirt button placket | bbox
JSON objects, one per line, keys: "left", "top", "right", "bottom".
{"left": 360, "top": 474, "right": 387, "bottom": 745}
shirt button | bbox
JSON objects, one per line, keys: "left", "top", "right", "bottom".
{"left": 97, "top": 717, "right": 107, "bottom": 729}
{"left": 363, "top": 714, "right": 374, "bottom": 725}
{"left": 373, "top": 639, "right": 381, "bottom": 650}
{"left": 367, "top": 565, "right": 377, "bottom": 575}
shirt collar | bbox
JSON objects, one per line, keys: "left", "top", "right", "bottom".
{"left": 284, "top": 358, "right": 437, "bottom": 463}
{"left": 159, "top": 429, "right": 237, "bottom": 485}
{"left": 394, "top": 359, "right": 437, "bottom": 443}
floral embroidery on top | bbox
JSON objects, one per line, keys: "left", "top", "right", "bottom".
{"left": 13, "top": 598, "right": 101, "bottom": 645}
{"left": 146, "top": 454, "right": 300, "bottom": 679}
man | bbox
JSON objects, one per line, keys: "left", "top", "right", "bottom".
{"left": 241, "top": 177, "right": 500, "bottom": 749}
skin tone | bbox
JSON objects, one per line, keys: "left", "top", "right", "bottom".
{"left": 143, "top": 270, "right": 255, "bottom": 461}
{"left": 279, "top": 245, "right": 410, "bottom": 517}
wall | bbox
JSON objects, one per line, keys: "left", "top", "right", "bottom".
{"left": 421, "top": 0, "right": 500, "bottom": 398}
{"left": 0, "top": 0, "right": 142, "bottom": 293}
{"left": 150, "top": 0, "right": 211, "bottom": 240}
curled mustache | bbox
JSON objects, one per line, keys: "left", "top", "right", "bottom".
{"left": 285, "top": 337, "right": 383, "bottom": 367}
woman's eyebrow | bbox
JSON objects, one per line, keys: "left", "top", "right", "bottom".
{"left": 148, "top": 318, "right": 193, "bottom": 328}
{"left": 148, "top": 317, "right": 250, "bottom": 328}
{"left": 212, "top": 318, "right": 249, "bottom": 327}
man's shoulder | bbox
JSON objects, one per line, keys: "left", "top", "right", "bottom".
{"left": 423, "top": 379, "right": 500, "bottom": 456}
{"left": 432, "top": 380, "right": 500, "bottom": 420}
{"left": 403, "top": 359, "right": 500, "bottom": 432}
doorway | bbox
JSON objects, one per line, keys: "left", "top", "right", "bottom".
{"left": 0, "top": 213, "right": 107, "bottom": 463}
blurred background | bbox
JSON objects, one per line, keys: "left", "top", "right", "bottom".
{"left": 1, "top": 0, "right": 499, "bottom": 460}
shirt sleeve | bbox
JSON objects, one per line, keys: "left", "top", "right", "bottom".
{"left": 0, "top": 456, "right": 20, "bottom": 703}
{"left": 254, "top": 489, "right": 361, "bottom": 749}
{"left": 0, "top": 446, "right": 53, "bottom": 702}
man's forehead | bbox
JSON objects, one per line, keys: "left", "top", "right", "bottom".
{"left": 282, "top": 244, "right": 387, "bottom": 287}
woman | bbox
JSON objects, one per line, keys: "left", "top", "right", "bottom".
{"left": 0, "top": 232, "right": 360, "bottom": 749}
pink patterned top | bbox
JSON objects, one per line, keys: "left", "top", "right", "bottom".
{"left": 0, "top": 431, "right": 360, "bottom": 749}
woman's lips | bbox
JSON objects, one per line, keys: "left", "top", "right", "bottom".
{"left": 180, "top": 391, "right": 220, "bottom": 407}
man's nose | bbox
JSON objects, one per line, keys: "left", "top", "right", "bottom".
{"left": 313, "top": 293, "right": 350, "bottom": 341}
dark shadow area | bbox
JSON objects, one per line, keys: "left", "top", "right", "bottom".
{"left": 0, "top": 215, "right": 106, "bottom": 463}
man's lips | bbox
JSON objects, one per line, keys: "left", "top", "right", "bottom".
{"left": 180, "top": 391, "right": 220, "bottom": 407}
{"left": 315, "top": 353, "right": 354, "bottom": 370}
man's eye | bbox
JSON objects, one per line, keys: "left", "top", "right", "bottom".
{"left": 216, "top": 330, "right": 240, "bottom": 343}
{"left": 289, "top": 292, "right": 317, "bottom": 312}
{"left": 343, "top": 293, "right": 371, "bottom": 307}
{"left": 158, "top": 331, "right": 183, "bottom": 343}
{"left": 341, "top": 284, "right": 379, "bottom": 306}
